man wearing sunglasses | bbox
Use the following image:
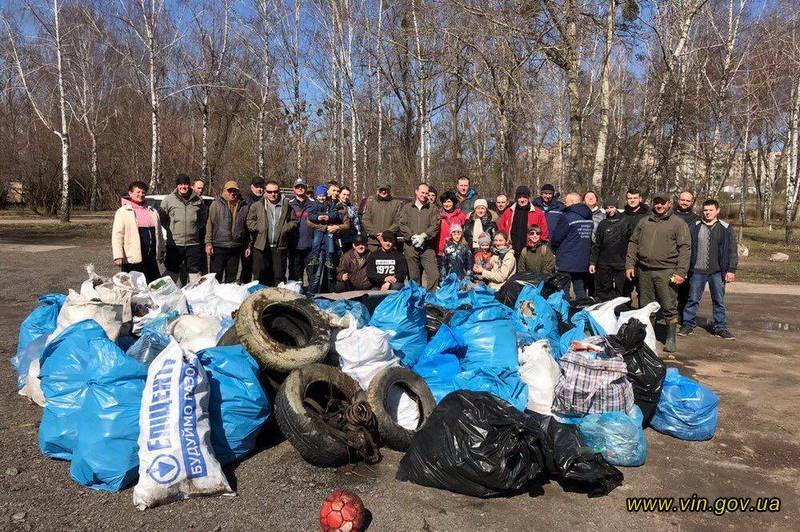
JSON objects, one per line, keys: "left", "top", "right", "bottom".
{"left": 246, "top": 180, "right": 292, "bottom": 286}
{"left": 625, "top": 191, "right": 691, "bottom": 353}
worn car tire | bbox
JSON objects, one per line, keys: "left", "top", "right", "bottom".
{"left": 236, "top": 288, "right": 331, "bottom": 372}
{"left": 366, "top": 367, "right": 436, "bottom": 452}
{"left": 274, "top": 363, "right": 362, "bottom": 467}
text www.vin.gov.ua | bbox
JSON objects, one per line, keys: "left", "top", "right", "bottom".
{"left": 626, "top": 495, "right": 781, "bottom": 516}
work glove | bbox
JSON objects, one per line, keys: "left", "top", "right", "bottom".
{"left": 411, "top": 234, "right": 425, "bottom": 249}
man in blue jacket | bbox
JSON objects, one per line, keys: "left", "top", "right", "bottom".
{"left": 550, "top": 192, "right": 594, "bottom": 299}
{"left": 286, "top": 178, "right": 317, "bottom": 283}
{"left": 532, "top": 183, "right": 566, "bottom": 236}
{"left": 679, "top": 199, "right": 739, "bottom": 340}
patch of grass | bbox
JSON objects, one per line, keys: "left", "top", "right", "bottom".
{"left": 736, "top": 224, "right": 800, "bottom": 284}
{"left": 0, "top": 221, "right": 110, "bottom": 240}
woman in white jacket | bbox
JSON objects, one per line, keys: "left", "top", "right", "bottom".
{"left": 111, "top": 181, "right": 164, "bottom": 282}
{"left": 473, "top": 231, "right": 516, "bottom": 290}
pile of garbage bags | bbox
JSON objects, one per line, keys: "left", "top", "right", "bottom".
{"left": 11, "top": 267, "right": 722, "bottom": 508}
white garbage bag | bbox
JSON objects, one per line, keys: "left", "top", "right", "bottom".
{"left": 518, "top": 340, "right": 561, "bottom": 415}
{"left": 181, "top": 274, "right": 253, "bottom": 319}
{"left": 133, "top": 340, "right": 233, "bottom": 510}
{"left": 277, "top": 281, "right": 303, "bottom": 294}
{"left": 335, "top": 321, "right": 399, "bottom": 390}
{"left": 47, "top": 290, "right": 124, "bottom": 344}
{"left": 385, "top": 384, "right": 421, "bottom": 431}
{"left": 79, "top": 264, "right": 105, "bottom": 300}
{"left": 586, "top": 297, "right": 630, "bottom": 336}
{"left": 19, "top": 358, "right": 46, "bottom": 407}
{"left": 148, "top": 277, "right": 189, "bottom": 314}
{"left": 168, "top": 315, "right": 222, "bottom": 353}
{"left": 617, "top": 301, "right": 661, "bottom": 352}
{"left": 112, "top": 271, "right": 148, "bottom": 292}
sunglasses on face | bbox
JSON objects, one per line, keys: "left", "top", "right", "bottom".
{"left": 266, "top": 190, "right": 279, "bottom": 194}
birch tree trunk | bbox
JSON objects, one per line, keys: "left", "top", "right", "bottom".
{"left": 786, "top": 72, "right": 800, "bottom": 243}
{"left": 88, "top": 128, "right": 98, "bottom": 211}
{"left": 54, "top": 0, "right": 71, "bottom": 222}
{"left": 591, "top": 0, "right": 616, "bottom": 192}
{"left": 202, "top": 91, "right": 210, "bottom": 180}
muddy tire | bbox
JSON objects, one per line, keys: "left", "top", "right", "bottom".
{"left": 236, "top": 288, "right": 331, "bottom": 372}
{"left": 366, "top": 367, "right": 436, "bottom": 452}
{"left": 274, "top": 364, "right": 362, "bottom": 467}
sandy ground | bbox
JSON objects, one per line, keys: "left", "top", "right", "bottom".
{"left": 0, "top": 234, "right": 799, "bottom": 531}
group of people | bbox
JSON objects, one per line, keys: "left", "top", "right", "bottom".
{"left": 111, "top": 174, "right": 738, "bottom": 353}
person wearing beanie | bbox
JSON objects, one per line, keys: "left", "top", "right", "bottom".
{"left": 532, "top": 183, "right": 566, "bottom": 235}
{"left": 159, "top": 173, "right": 207, "bottom": 285}
{"left": 362, "top": 181, "right": 402, "bottom": 250}
{"left": 464, "top": 198, "right": 498, "bottom": 250}
{"left": 305, "top": 182, "right": 350, "bottom": 294}
{"left": 205, "top": 180, "right": 248, "bottom": 283}
{"left": 439, "top": 223, "right": 472, "bottom": 281}
{"left": 517, "top": 224, "right": 555, "bottom": 275}
{"left": 498, "top": 185, "right": 549, "bottom": 256}
{"left": 589, "top": 199, "right": 630, "bottom": 301}
{"left": 366, "top": 230, "right": 408, "bottom": 291}
{"left": 437, "top": 190, "right": 467, "bottom": 256}
{"left": 473, "top": 232, "right": 495, "bottom": 271}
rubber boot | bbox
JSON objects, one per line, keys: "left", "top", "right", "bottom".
{"left": 664, "top": 322, "right": 678, "bottom": 353}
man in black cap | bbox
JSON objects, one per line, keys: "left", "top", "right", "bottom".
{"left": 159, "top": 174, "right": 207, "bottom": 285}
{"left": 625, "top": 191, "right": 691, "bottom": 352}
{"left": 532, "top": 183, "right": 566, "bottom": 236}
{"left": 362, "top": 180, "right": 402, "bottom": 251}
{"left": 286, "top": 177, "right": 316, "bottom": 282}
{"left": 237, "top": 176, "right": 266, "bottom": 282}
{"left": 589, "top": 198, "right": 630, "bottom": 300}
{"left": 335, "top": 233, "right": 372, "bottom": 292}
{"left": 366, "top": 230, "right": 408, "bottom": 291}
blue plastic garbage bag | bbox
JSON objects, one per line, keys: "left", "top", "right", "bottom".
{"left": 248, "top": 283, "right": 268, "bottom": 294}
{"left": 651, "top": 368, "right": 719, "bottom": 441}
{"left": 141, "top": 310, "right": 179, "bottom": 336}
{"left": 12, "top": 293, "right": 66, "bottom": 388}
{"left": 514, "top": 285, "right": 560, "bottom": 347}
{"left": 454, "top": 368, "right": 528, "bottom": 412}
{"left": 578, "top": 406, "right": 648, "bottom": 467}
{"left": 314, "top": 298, "right": 371, "bottom": 328}
{"left": 126, "top": 329, "right": 170, "bottom": 366}
{"left": 464, "top": 282, "right": 497, "bottom": 307}
{"left": 70, "top": 356, "right": 147, "bottom": 491}
{"left": 547, "top": 290, "right": 570, "bottom": 322}
{"left": 450, "top": 303, "right": 517, "bottom": 371}
{"left": 425, "top": 273, "right": 462, "bottom": 309}
{"left": 39, "top": 318, "right": 146, "bottom": 488}
{"left": 215, "top": 317, "right": 235, "bottom": 342}
{"left": 420, "top": 324, "right": 466, "bottom": 360}
{"left": 413, "top": 354, "right": 460, "bottom": 404}
{"left": 369, "top": 282, "right": 427, "bottom": 366}
{"left": 198, "top": 345, "right": 271, "bottom": 465}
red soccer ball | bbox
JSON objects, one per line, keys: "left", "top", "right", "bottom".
{"left": 319, "top": 490, "right": 365, "bottom": 532}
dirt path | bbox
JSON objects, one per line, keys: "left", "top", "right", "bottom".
{"left": 0, "top": 237, "right": 798, "bottom": 531}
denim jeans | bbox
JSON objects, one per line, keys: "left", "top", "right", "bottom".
{"left": 682, "top": 272, "right": 727, "bottom": 331}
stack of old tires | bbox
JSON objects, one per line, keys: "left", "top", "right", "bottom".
{"left": 232, "top": 288, "right": 435, "bottom": 468}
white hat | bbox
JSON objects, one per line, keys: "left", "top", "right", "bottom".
{"left": 449, "top": 224, "right": 463, "bottom": 234}
{"left": 474, "top": 199, "right": 488, "bottom": 209}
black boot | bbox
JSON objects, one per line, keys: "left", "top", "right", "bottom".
{"left": 664, "top": 323, "right": 678, "bottom": 353}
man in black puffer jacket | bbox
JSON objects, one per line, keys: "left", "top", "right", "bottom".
{"left": 589, "top": 199, "right": 630, "bottom": 301}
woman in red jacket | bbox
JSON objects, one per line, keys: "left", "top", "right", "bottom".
{"left": 498, "top": 185, "right": 549, "bottom": 256}
{"left": 436, "top": 191, "right": 467, "bottom": 256}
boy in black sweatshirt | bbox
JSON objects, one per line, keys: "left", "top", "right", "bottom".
{"left": 366, "top": 230, "right": 408, "bottom": 291}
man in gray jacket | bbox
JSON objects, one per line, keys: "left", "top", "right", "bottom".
{"left": 159, "top": 174, "right": 207, "bottom": 285}
{"left": 361, "top": 181, "right": 403, "bottom": 251}
{"left": 399, "top": 182, "right": 440, "bottom": 289}
{"left": 246, "top": 180, "right": 292, "bottom": 286}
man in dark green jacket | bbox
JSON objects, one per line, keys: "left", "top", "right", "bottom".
{"left": 399, "top": 183, "right": 440, "bottom": 289}
{"left": 625, "top": 192, "right": 691, "bottom": 352}
{"left": 159, "top": 174, "right": 207, "bottom": 285}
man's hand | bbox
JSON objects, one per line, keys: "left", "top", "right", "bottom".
{"left": 385, "top": 275, "right": 397, "bottom": 283}
{"left": 342, "top": 272, "right": 349, "bottom": 281}
{"left": 725, "top": 272, "right": 736, "bottom": 283}
{"left": 327, "top": 225, "right": 338, "bottom": 233}
{"left": 672, "top": 274, "right": 685, "bottom": 285}
{"left": 380, "top": 282, "right": 391, "bottom": 291}
{"left": 206, "top": 244, "right": 214, "bottom": 256}
{"left": 244, "top": 247, "right": 252, "bottom": 258}
{"left": 472, "top": 264, "right": 483, "bottom": 274}
{"left": 113, "top": 258, "right": 123, "bottom": 266}
{"left": 318, "top": 214, "right": 329, "bottom": 222}
{"left": 625, "top": 268, "right": 635, "bottom": 281}
{"left": 588, "top": 264, "right": 596, "bottom": 274}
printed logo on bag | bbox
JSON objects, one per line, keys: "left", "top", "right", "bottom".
{"left": 147, "top": 454, "right": 180, "bottom": 484}
{"left": 147, "top": 357, "right": 176, "bottom": 451}
{"left": 179, "top": 359, "right": 208, "bottom": 479}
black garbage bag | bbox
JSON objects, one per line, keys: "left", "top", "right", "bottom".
{"left": 494, "top": 272, "right": 548, "bottom": 308}
{"left": 567, "top": 296, "right": 600, "bottom": 320}
{"left": 397, "top": 391, "right": 549, "bottom": 498}
{"left": 397, "top": 391, "right": 624, "bottom": 498}
{"left": 608, "top": 319, "right": 667, "bottom": 426}
{"left": 424, "top": 304, "right": 455, "bottom": 339}
{"left": 540, "top": 272, "right": 572, "bottom": 298}
{"left": 527, "top": 412, "right": 624, "bottom": 497}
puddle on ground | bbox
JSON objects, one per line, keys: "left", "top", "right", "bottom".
{"left": 699, "top": 317, "right": 800, "bottom": 333}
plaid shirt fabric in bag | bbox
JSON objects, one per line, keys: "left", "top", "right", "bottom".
{"left": 552, "top": 336, "right": 634, "bottom": 415}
